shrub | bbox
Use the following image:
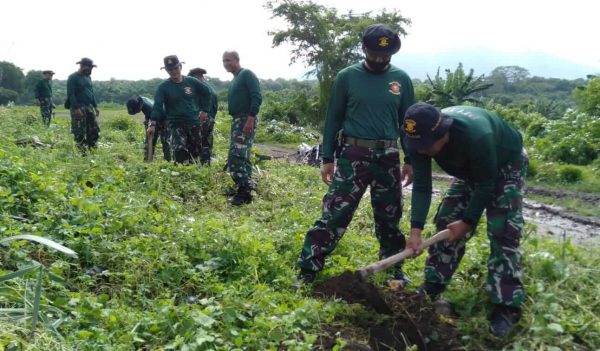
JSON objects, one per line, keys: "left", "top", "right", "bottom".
{"left": 557, "top": 165, "right": 583, "bottom": 183}
{"left": 107, "top": 116, "right": 136, "bottom": 131}
{"left": 526, "top": 157, "right": 538, "bottom": 179}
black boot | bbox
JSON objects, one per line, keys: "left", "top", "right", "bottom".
{"left": 416, "top": 281, "right": 446, "bottom": 300}
{"left": 228, "top": 187, "right": 252, "bottom": 206}
{"left": 490, "top": 305, "right": 521, "bottom": 338}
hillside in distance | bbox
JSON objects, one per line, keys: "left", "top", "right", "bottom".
{"left": 393, "top": 49, "right": 600, "bottom": 80}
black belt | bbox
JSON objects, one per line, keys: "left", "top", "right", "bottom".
{"left": 344, "top": 136, "right": 397, "bottom": 149}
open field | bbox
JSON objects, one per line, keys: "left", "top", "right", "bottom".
{"left": 0, "top": 105, "right": 599, "bottom": 350}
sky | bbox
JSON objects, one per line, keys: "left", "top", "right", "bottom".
{"left": 1, "top": 0, "right": 599, "bottom": 81}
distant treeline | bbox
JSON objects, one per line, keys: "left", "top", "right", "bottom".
{"left": 0, "top": 60, "right": 592, "bottom": 126}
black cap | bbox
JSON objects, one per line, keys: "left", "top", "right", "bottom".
{"left": 42, "top": 70, "right": 55, "bottom": 75}
{"left": 76, "top": 57, "right": 97, "bottom": 67}
{"left": 161, "top": 55, "right": 184, "bottom": 70}
{"left": 362, "top": 24, "right": 401, "bottom": 55}
{"left": 188, "top": 67, "right": 207, "bottom": 77}
{"left": 403, "top": 103, "right": 454, "bottom": 151}
{"left": 126, "top": 96, "right": 142, "bottom": 115}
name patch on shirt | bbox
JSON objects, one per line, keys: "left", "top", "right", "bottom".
{"left": 388, "top": 81, "right": 401, "bottom": 95}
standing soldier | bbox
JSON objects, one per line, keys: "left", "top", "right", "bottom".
{"left": 149, "top": 55, "right": 212, "bottom": 165}
{"left": 188, "top": 68, "right": 219, "bottom": 165}
{"left": 126, "top": 95, "right": 171, "bottom": 161}
{"left": 222, "top": 51, "right": 262, "bottom": 205}
{"left": 403, "top": 103, "right": 528, "bottom": 337}
{"left": 34, "top": 70, "right": 55, "bottom": 126}
{"left": 66, "top": 58, "right": 100, "bottom": 153}
{"left": 293, "top": 24, "right": 415, "bottom": 288}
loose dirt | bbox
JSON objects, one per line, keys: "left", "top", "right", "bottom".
{"left": 314, "top": 275, "right": 462, "bottom": 351}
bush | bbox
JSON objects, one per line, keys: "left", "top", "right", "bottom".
{"left": 557, "top": 165, "right": 583, "bottom": 183}
{"left": 107, "top": 116, "right": 136, "bottom": 131}
{"left": 526, "top": 157, "right": 538, "bottom": 179}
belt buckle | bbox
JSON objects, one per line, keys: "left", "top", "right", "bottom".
{"left": 375, "top": 140, "right": 385, "bottom": 149}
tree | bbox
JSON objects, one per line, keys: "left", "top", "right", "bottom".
{"left": 265, "top": 0, "right": 410, "bottom": 123}
{"left": 425, "top": 63, "right": 493, "bottom": 108}
{"left": 574, "top": 75, "right": 600, "bottom": 116}
{"left": 20, "top": 70, "right": 44, "bottom": 104}
{"left": 0, "top": 61, "right": 25, "bottom": 104}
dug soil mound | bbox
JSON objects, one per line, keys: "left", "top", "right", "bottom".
{"left": 313, "top": 270, "right": 461, "bottom": 351}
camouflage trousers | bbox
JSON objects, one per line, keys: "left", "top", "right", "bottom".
{"left": 200, "top": 119, "right": 215, "bottom": 165}
{"left": 170, "top": 123, "right": 202, "bottom": 164}
{"left": 144, "top": 121, "right": 171, "bottom": 161}
{"left": 70, "top": 105, "right": 100, "bottom": 150}
{"left": 227, "top": 115, "right": 255, "bottom": 189}
{"left": 298, "top": 144, "right": 406, "bottom": 273}
{"left": 424, "top": 151, "right": 528, "bottom": 307}
{"left": 39, "top": 97, "right": 54, "bottom": 126}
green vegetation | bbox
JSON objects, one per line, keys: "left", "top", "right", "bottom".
{"left": 1, "top": 106, "right": 599, "bottom": 350}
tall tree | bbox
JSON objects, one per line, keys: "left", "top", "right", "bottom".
{"left": 574, "top": 75, "right": 600, "bottom": 116}
{"left": 425, "top": 63, "right": 493, "bottom": 108}
{"left": 0, "top": 61, "right": 25, "bottom": 104}
{"left": 265, "top": 0, "right": 410, "bottom": 123}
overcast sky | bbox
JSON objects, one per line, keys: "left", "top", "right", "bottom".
{"left": 1, "top": 0, "right": 598, "bottom": 81}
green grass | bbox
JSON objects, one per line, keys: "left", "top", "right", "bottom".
{"left": 0, "top": 106, "right": 599, "bottom": 350}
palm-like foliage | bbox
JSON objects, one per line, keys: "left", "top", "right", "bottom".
{"left": 425, "top": 63, "right": 493, "bottom": 108}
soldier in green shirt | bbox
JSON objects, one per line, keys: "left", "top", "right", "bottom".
{"left": 222, "top": 51, "right": 262, "bottom": 205}
{"left": 149, "top": 55, "right": 212, "bottom": 164}
{"left": 34, "top": 70, "right": 55, "bottom": 127}
{"left": 294, "top": 24, "right": 415, "bottom": 290}
{"left": 403, "top": 102, "right": 528, "bottom": 337}
{"left": 188, "top": 67, "right": 219, "bottom": 165}
{"left": 66, "top": 58, "right": 100, "bottom": 154}
{"left": 127, "top": 95, "right": 171, "bottom": 161}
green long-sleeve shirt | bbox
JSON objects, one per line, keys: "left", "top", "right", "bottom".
{"left": 66, "top": 72, "right": 97, "bottom": 108}
{"left": 151, "top": 76, "right": 212, "bottom": 126}
{"left": 409, "top": 106, "right": 523, "bottom": 229}
{"left": 140, "top": 96, "right": 154, "bottom": 123}
{"left": 206, "top": 82, "right": 219, "bottom": 119}
{"left": 34, "top": 79, "right": 52, "bottom": 99}
{"left": 322, "top": 63, "right": 416, "bottom": 160}
{"left": 227, "top": 68, "right": 262, "bottom": 117}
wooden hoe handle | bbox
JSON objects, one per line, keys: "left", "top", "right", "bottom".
{"left": 357, "top": 229, "right": 451, "bottom": 279}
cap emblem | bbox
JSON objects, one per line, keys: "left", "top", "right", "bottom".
{"left": 378, "top": 37, "right": 390, "bottom": 47}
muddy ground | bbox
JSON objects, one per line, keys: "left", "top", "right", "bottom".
{"left": 312, "top": 271, "right": 462, "bottom": 351}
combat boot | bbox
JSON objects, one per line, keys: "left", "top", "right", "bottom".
{"left": 490, "top": 305, "right": 521, "bottom": 337}
{"left": 228, "top": 187, "right": 253, "bottom": 206}
{"left": 416, "top": 281, "right": 446, "bottom": 300}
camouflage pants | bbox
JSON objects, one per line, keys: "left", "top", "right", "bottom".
{"left": 144, "top": 121, "right": 171, "bottom": 161}
{"left": 424, "top": 151, "right": 528, "bottom": 307}
{"left": 227, "top": 115, "right": 255, "bottom": 188}
{"left": 170, "top": 123, "right": 202, "bottom": 164}
{"left": 298, "top": 144, "right": 405, "bottom": 273}
{"left": 200, "top": 119, "right": 215, "bottom": 165}
{"left": 70, "top": 105, "right": 100, "bottom": 150}
{"left": 39, "top": 97, "right": 54, "bottom": 126}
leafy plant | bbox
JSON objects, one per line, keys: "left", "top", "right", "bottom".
{"left": 0, "top": 235, "right": 77, "bottom": 335}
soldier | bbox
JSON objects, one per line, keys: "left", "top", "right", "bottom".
{"left": 293, "top": 24, "right": 415, "bottom": 289}
{"left": 222, "top": 50, "right": 262, "bottom": 205}
{"left": 66, "top": 58, "right": 100, "bottom": 153}
{"left": 188, "top": 68, "right": 219, "bottom": 165}
{"left": 149, "top": 55, "right": 212, "bottom": 165}
{"left": 126, "top": 95, "right": 171, "bottom": 161}
{"left": 403, "top": 103, "right": 528, "bottom": 337}
{"left": 34, "top": 70, "right": 55, "bottom": 126}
